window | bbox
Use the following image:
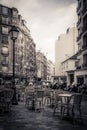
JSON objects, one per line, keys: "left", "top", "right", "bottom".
{"left": 2, "top": 16, "right": 9, "bottom": 24}
{"left": 83, "top": 34, "right": 87, "bottom": 48}
{"left": 2, "top": 26, "right": 8, "bottom": 35}
{"left": 2, "top": 66, "right": 8, "bottom": 72}
{"left": 75, "top": 60, "right": 79, "bottom": 67}
{"left": 83, "top": 15, "right": 87, "bottom": 27}
{"left": 12, "top": 10, "right": 18, "bottom": 17}
{"left": 1, "top": 46, "right": 9, "bottom": 55}
{"left": 1, "top": 56, "right": 8, "bottom": 65}
{"left": 83, "top": 54, "right": 87, "bottom": 66}
{"left": 83, "top": 0, "right": 87, "bottom": 8}
{"left": 2, "top": 6, "right": 8, "bottom": 15}
{"left": 2, "top": 35, "right": 8, "bottom": 43}
{"left": 12, "top": 18, "right": 17, "bottom": 24}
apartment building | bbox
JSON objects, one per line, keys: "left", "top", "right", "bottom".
{"left": 0, "top": 4, "right": 36, "bottom": 85}
{"left": 36, "top": 51, "right": 47, "bottom": 81}
{"left": 76, "top": 0, "right": 87, "bottom": 85}
{"left": 61, "top": 53, "right": 78, "bottom": 86}
{"left": 55, "top": 27, "right": 78, "bottom": 82}
{"left": 47, "top": 60, "right": 55, "bottom": 82}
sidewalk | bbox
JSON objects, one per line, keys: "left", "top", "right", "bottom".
{"left": 0, "top": 99, "right": 87, "bottom": 130}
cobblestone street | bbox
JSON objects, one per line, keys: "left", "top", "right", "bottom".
{"left": 0, "top": 100, "right": 87, "bottom": 130}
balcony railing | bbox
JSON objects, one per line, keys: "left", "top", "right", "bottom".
{"left": 77, "top": 19, "right": 81, "bottom": 26}
{"left": 83, "top": 5, "right": 87, "bottom": 15}
{"left": 77, "top": 3, "right": 81, "bottom": 13}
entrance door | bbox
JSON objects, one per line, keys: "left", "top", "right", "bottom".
{"left": 69, "top": 74, "right": 74, "bottom": 84}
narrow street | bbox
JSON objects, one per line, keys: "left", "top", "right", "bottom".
{"left": 0, "top": 1, "right": 87, "bottom": 130}
{"left": 0, "top": 100, "right": 87, "bottom": 130}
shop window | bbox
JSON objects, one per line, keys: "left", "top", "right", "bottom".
{"left": 1, "top": 46, "right": 9, "bottom": 55}
{"left": 2, "top": 26, "right": 8, "bottom": 35}
{"left": 2, "top": 6, "right": 8, "bottom": 15}
{"left": 2, "top": 35, "right": 8, "bottom": 43}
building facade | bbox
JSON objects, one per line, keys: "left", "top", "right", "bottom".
{"left": 0, "top": 4, "right": 36, "bottom": 86}
{"left": 75, "top": 0, "right": 87, "bottom": 85}
{"left": 47, "top": 60, "right": 55, "bottom": 82}
{"left": 55, "top": 27, "right": 78, "bottom": 82}
{"left": 36, "top": 51, "right": 47, "bottom": 81}
{"left": 61, "top": 54, "right": 78, "bottom": 86}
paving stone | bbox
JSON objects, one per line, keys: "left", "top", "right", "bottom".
{"left": 0, "top": 101, "right": 87, "bottom": 130}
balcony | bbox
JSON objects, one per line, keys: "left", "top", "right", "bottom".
{"left": 77, "top": 3, "right": 81, "bottom": 13}
{"left": 77, "top": 19, "right": 81, "bottom": 27}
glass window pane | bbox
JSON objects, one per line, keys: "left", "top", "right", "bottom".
{"left": 2, "top": 16, "right": 9, "bottom": 24}
{"left": 2, "top": 66, "right": 8, "bottom": 72}
{"left": 2, "top": 36, "right": 8, "bottom": 43}
{"left": 2, "top": 26, "right": 8, "bottom": 34}
{"left": 1, "top": 46, "right": 9, "bottom": 55}
{"left": 12, "top": 18, "right": 17, "bottom": 24}
{"left": 1, "top": 56, "right": 8, "bottom": 65}
{"left": 2, "top": 7, "right": 8, "bottom": 14}
{"left": 12, "top": 10, "right": 18, "bottom": 17}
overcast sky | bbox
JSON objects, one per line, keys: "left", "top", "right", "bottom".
{"left": 0, "top": 0, "right": 77, "bottom": 62}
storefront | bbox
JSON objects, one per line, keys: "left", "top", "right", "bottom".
{"left": 75, "top": 69, "right": 87, "bottom": 85}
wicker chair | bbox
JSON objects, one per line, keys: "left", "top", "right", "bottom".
{"left": 34, "top": 89, "right": 45, "bottom": 112}
{"left": 53, "top": 90, "right": 64, "bottom": 116}
{"left": 25, "top": 89, "right": 35, "bottom": 109}
{"left": 61, "top": 94, "right": 82, "bottom": 123}
{"left": 0, "top": 89, "right": 13, "bottom": 113}
{"left": 44, "top": 89, "right": 52, "bottom": 107}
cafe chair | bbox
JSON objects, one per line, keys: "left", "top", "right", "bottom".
{"left": 0, "top": 89, "right": 13, "bottom": 113}
{"left": 53, "top": 91, "right": 64, "bottom": 116}
{"left": 34, "top": 90, "right": 45, "bottom": 112}
{"left": 61, "top": 94, "right": 82, "bottom": 123}
{"left": 25, "top": 89, "right": 35, "bottom": 109}
{"left": 71, "top": 94, "right": 82, "bottom": 123}
{"left": 44, "top": 89, "right": 52, "bottom": 107}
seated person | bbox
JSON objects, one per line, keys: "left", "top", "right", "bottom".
{"left": 79, "top": 83, "right": 87, "bottom": 93}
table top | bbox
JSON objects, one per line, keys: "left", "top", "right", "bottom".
{"left": 58, "top": 93, "right": 72, "bottom": 97}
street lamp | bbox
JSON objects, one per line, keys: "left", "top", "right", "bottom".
{"left": 9, "top": 26, "right": 19, "bottom": 105}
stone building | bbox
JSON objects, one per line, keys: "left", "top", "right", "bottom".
{"left": 75, "top": 0, "right": 87, "bottom": 85}
{"left": 47, "top": 60, "right": 55, "bottom": 82}
{"left": 0, "top": 4, "right": 36, "bottom": 86}
{"left": 36, "top": 51, "right": 47, "bottom": 82}
{"left": 61, "top": 53, "right": 78, "bottom": 86}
